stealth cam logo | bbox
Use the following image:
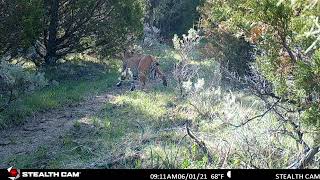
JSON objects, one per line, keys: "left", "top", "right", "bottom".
{"left": 7, "top": 167, "right": 20, "bottom": 180}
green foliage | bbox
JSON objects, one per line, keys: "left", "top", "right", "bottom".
{"left": 202, "top": 31, "right": 253, "bottom": 77}
{"left": 0, "top": 0, "right": 145, "bottom": 65}
{"left": 147, "top": 0, "right": 202, "bottom": 39}
{"left": 0, "top": 0, "right": 43, "bottom": 56}
{"left": 296, "top": 50, "right": 320, "bottom": 127}
{"left": 95, "top": 0, "right": 145, "bottom": 56}
{"left": 198, "top": 2, "right": 254, "bottom": 78}
{"left": 303, "top": 104, "right": 320, "bottom": 127}
{"left": 0, "top": 61, "right": 47, "bottom": 93}
{"left": 0, "top": 61, "right": 47, "bottom": 113}
{"left": 295, "top": 50, "right": 320, "bottom": 94}
{"left": 199, "top": 0, "right": 320, "bottom": 128}
{"left": 20, "top": 0, "right": 44, "bottom": 48}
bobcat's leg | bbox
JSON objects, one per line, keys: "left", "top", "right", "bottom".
{"left": 130, "top": 82, "right": 135, "bottom": 91}
{"left": 130, "top": 72, "right": 138, "bottom": 91}
{"left": 155, "top": 66, "right": 167, "bottom": 86}
{"left": 116, "top": 82, "right": 122, "bottom": 87}
{"left": 139, "top": 72, "right": 147, "bottom": 89}
{"left": 149, "top": 68, "right": 156, "bottom": 80}
{"left": 116, "top": 76, "right": 125, "bottom": 87}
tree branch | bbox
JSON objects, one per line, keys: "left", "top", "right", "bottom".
{"left": 227, "top": 99, "right": 280, "bottom": 128}
{"left": 288, "top": 146, "right": 319, "bottom": 169}
{"left": 186, "top": 121, "right": 214, "bottom": 163}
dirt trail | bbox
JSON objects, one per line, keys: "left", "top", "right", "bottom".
{"left": 0, "top": 88, "right": 123, "bottom": 168}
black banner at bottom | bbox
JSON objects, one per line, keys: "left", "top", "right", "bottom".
{"left": 1, "top": 169, "right": 320, "bottom": 180}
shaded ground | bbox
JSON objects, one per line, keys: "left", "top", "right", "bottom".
{"left": 0, "top": 87, "right": 122, "bottom": 168}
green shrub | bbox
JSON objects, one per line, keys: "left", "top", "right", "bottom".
{"left": 0, "top": 61, "right": 47, "bottom": 111}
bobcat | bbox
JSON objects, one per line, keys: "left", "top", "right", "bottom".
{"left": 116, "top": 53, "right": 167, "bottom": 91}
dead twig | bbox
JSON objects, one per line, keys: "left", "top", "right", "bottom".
{"left": 226, "top": 99, "right": 280, "bottom": 128}
{"left": 188, "top": 101, "right": 210, "bottom": 118}
{"left": 185, "top": 121, "right": 214, "bottom": 164}
{"left": 288, "top": 146, "right": 320, "bottom": 169}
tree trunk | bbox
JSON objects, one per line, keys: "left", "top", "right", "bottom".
{"left": 45, "top": 0, "right": 59, "bottom": 65}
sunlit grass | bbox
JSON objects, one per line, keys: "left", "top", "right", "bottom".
{"left": 0, "top": 71, "right": 118, "bottom": 129}
{"left": 111, "top": 91, "right": 172, "bottom": 120}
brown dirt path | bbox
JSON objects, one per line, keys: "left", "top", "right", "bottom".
{"left": 0, "top": 89, "right": 122, "bottom": 168}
